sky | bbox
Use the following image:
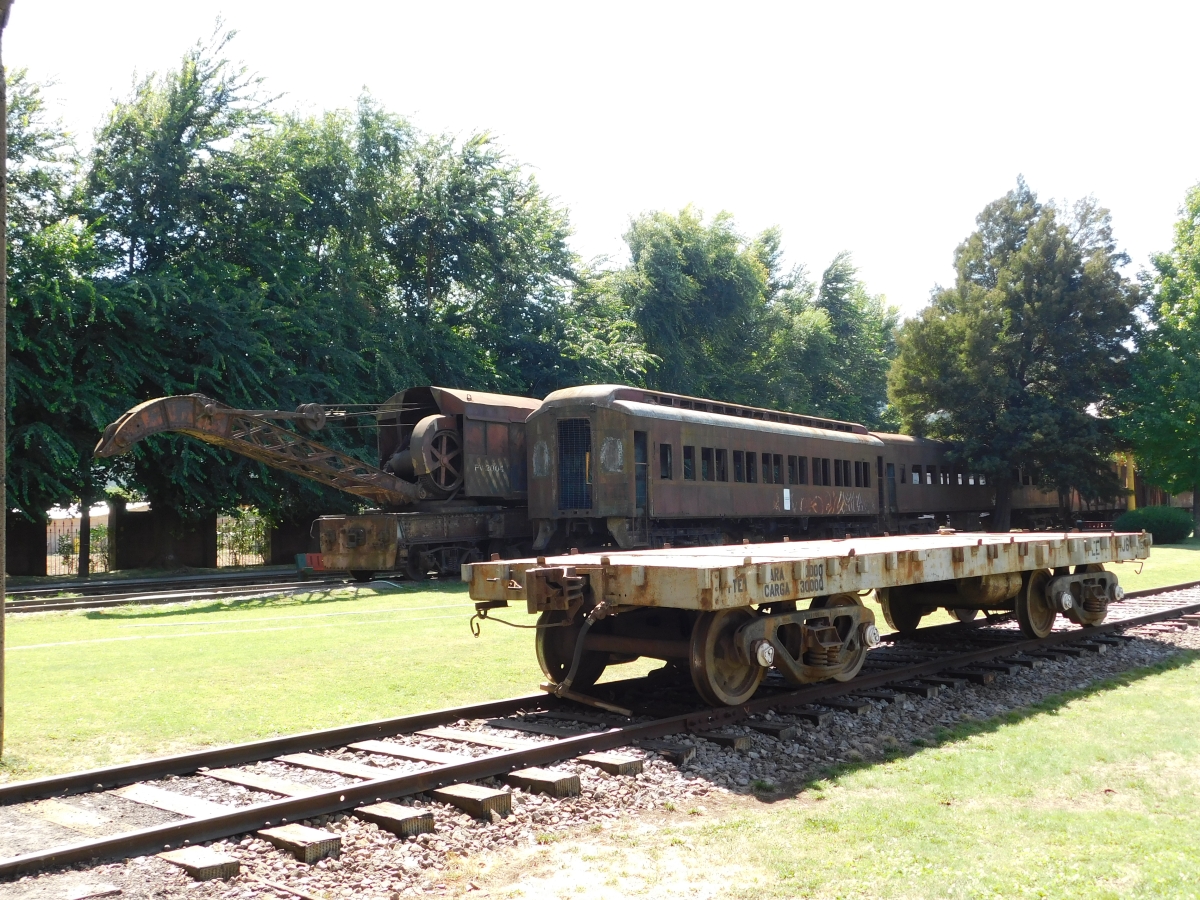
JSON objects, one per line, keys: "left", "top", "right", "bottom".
{"left": 8, "top": 0, "right": 1198, "bottom": 318}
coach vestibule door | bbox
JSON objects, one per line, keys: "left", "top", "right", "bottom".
{"left": 634, "top": 431, "right": 649, "bottom": 514}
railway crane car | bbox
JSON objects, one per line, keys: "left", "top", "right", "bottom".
{"left": 465, "top": 530, "right": 1150, "bottom": 706}
{"left": 94, "top": 387, "right": 539, "bottom": 580}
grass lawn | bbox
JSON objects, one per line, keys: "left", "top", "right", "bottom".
{"left": 0, "top": 582, "right": 659, "bottom": 782}
{"left": 468, "top": 654, "right": 1200, "bottom": 899}
{"left": 0, "top": 536, "right": 1196, "bottom": 784}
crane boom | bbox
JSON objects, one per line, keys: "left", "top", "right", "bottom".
{"left": 94, "top": 395, "right": 423, "bottom": 507}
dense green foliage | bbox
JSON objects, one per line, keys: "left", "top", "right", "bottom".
{"left": 1112, "top": 506, "right": 1194, "bottom": 545}
{"left": 6, "top": 36, "right": 900, "bottom": 526}
{"left": 1116, "top": 184, "right": 1200, "bottom": 523}
{"left": 616, "top": 208, "right": 897, "bottom": 426}
{"left": 5, "top": 38, "right": 652, "bottom": 524}
{"left": 889, "top": 179, "right": 1140, "bottom": 528}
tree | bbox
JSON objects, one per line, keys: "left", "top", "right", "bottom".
{"left": 74, "top": 33, "right": 639, "bottom": 524}
{"left": 621, "top": 207, "right": 776, "bottom": 404}
{"left": 617, "top": 208, "right": 898, "bottom": 426}
{"left": 792, "top": 252, "right": 897, "bottom": 428}
{"left": 889, "top": 179, "right": 1139, "bottom": 530}
{"left": 1117, "top": 184, "right": 1200, "bottom": 528}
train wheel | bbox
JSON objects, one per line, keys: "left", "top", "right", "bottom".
{"left": 878, "top": 587, "right": 923, "bottom": 633}
{"left": 1067, "top": 564, "right": 1109, "bottom": 626}
{"left": 1016, "top": 569, "right": 1056, "bottom": 638}
{"left": 824, "top": 594, "right": 869, "bottom": 682}
{"left": 405, "top": 551, "right": 428, "bottom": 582}
{"left": 535, "top": 610, "right": 608, "bottom": 690}
{"left": 948, "top": 608, "right": 979, "bottom": 623}
{"left": 689, "top": 609, "right": 764, "bottom": 706}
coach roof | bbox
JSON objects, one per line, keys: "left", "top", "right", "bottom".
{"left": 540, "top": 385, "right": 883, "bottom": 447}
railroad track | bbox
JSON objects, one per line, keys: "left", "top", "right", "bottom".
{"left": 4, "top": 575, "right": 353, "bottom": 614}
{"left": 1, "top": 583, "right": 1198, "bottom": 883}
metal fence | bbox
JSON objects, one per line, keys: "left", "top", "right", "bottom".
{"left": 216, "top": 510, "right": 268, "bottom": 568}
{"left": 46, "top": 516, "right": 111, "bottom": 576}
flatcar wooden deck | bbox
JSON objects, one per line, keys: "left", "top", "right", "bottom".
{"left": 465, "top": 531, "right": 1151, "bottom": 611}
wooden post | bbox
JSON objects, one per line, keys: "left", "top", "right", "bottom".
{"left": 0, "top": 0, "right": 13, "bottom": 759}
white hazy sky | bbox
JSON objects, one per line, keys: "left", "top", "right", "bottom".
{"left": 9, "top": 1, "right": 1198, "bottom": 317}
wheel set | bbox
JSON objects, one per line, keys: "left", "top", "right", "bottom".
{"left": 535, "top": 593, "right": 878, "bottom": 708}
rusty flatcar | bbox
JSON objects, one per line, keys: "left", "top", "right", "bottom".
{"left": 467, "top": 531, "right": 1148, "bottom": 705}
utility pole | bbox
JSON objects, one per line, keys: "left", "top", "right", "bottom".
{"left": 0, "top": 0, "right": 13, "bottom": 759}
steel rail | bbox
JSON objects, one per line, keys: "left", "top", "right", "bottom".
{"left": 2, "top": 589, "right": 1198, "bottom": 878}
{"left": 4, "top": 579, "right": 349, "bottom": 614}
{"left": 8, "top": 568, "right": 324, "bottom": 599}
{"left": 0, "top": 693, "right": 554, "bottom": 806}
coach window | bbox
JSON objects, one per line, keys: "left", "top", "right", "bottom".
{"left": 926, "top": 465, "right": 936, "bottom": 485}
{"left": 979, "top": 474, "right": 987, "bottom": 485}
{"left": 772, "top": 454, "right": 782, "bottom": 485}
{"left": 853, "top": 461, "right": 861, "bottom": 487}
{"left": 787, "top": 455, "right": 797, "bottom": 484}
{"left": 797, "top": 456, "right": 809, "bottom": 484}
{"left": 821, "top": 458, "right": 831, "bottom": 486}
{"left": 683, "top": 446, "right": 696, "bottom": 480}
{"left": 863, "top": 461, "right": 871, "bottom": 488}
{"left": 833, "top": 460, "right": 842, "bottom": 487}
{"left": 957, "top": 471, "right": 964, "bottom": 486}
{"left": 899, "top": 465, "right": 906, "bottom": 485}
{"left": 912, "top": 464, "right": 922, "bottom": 485}
{"left": 761, "top": 453, "right": 772, "bottom": 484}
{"left": 968, "top": 474, "right": 975, "bottom": 485}
{"left": 716, "top": 449, "right": 729, "bottom": 482}
{"left": 701, "top": 447, "right": 715, "bottom": 481}
{"left": 733, "top": 450, "right": 746, "bottom": 482}
{"left": 747, "top": 451, "right": 758, "bottom": 483}
{"left": 660, "top": 443, "right": 673, "bottom": 479}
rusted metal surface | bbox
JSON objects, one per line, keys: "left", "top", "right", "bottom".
{"left": 376, "top": 386, "right": 538, "bottom": 503}
{"left": 467, "top": 531, "right": 1151, "bottom": 612}
{"left": 317, "top": 508, "right": 530, "bottom": 574}
{"left": 95, "top": 395, "right": 422, "bottom": 507}
{"left": 527, "top": 386, "right": 885, "bottom": 537}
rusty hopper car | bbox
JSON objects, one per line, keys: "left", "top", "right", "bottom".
{"left": 466, "top": 530, "right": 1150, "bottom": 706}
{"left": 95, "top": 387, "right": 539, "bottom": 579}
{"left": 526, "top": 385, "right": 995, "bottom": 552}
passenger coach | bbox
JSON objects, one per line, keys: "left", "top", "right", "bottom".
{"left": 526, "top": 385, "right": 994, "bottom": 552}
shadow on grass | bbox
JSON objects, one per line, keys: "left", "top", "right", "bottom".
{"left": 745, "top": 648, "right": 1200, "bottom": 804}
{"left": 80, "top": 579, "right": 469, "bottom": 622}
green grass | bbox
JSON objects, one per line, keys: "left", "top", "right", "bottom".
{"left": 0, "top": 582, "right": 657, "bottom": 781}
{"left": 601, "top": 654, "right": 1200, "bottom": 899}
{"left": 1116, "top": 535, "right": 1200, "bottom": 593}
